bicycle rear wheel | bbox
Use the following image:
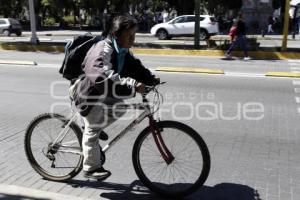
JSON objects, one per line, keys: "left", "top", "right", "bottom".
{"left": 132, "top": 120, "right": 210, "bottom": 198}
{"left": 24, "top": 113, "right": 83, "bottom": 181}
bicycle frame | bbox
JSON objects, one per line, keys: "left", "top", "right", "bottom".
{"left": 54, "top": 96, "right": 174, "bottom": 164}
{"left": 101, "top": 103, "right": 151, "bottom": 152}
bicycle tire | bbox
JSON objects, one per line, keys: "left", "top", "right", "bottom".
{"left": 132, "top": 120, "right": 210, "bottom": 198}
{"left": 24, "top": 113, "right": 83, "bottom": 181}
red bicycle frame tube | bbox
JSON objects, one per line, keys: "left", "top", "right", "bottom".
{"left": 149, "top": 117, "right": 174, "bottom": 165}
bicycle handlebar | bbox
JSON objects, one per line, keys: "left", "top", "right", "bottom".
{"left": 143, "top": 82, "right": 166, "bottom": 95}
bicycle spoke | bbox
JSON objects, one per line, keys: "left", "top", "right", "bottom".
{"left": 25, "top": 114, "right": 83, "bottom": 181}
{"left": 134, "top": 122, "right": 210, "bottom": 197}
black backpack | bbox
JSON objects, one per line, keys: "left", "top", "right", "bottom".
{"left": 59, "top": 33, "right": 103, "bottom": 81}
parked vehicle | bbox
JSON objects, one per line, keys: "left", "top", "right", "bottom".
{"left": 150, "top": 15, "right": 219, "bottom": 40}
{"left": 0, "top": 18, "right": 22, "bottom": 36}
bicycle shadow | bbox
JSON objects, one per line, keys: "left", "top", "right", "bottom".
{"left": 66, "top": 179, "right": 260, "bottom": 200}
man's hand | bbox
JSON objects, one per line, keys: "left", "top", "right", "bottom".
{"left": 135, "top": 83, "right": 146, "bottom": 93}
{"left": 154, "top": 77, "right": 160, "bottom": 85}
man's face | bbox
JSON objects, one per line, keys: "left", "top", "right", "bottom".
{"left": 116, "top": 26, "right": 137, "bottom": 48}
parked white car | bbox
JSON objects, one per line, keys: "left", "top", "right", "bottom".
{"left": 150, "top": 15, "right": 219, "bottom": 40}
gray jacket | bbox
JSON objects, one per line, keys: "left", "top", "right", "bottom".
{"left": 71, "top": 37, "right": 157, "bottom": 116}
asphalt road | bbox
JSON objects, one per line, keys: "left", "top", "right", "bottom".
{"left": 0, "top": 50, "right": 300, "bottom": 75}
{"left": 1, "top": 52, "right": 300, "bottom": 200}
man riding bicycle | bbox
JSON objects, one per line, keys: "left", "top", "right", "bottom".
{"left": 70, "top": 15, "right": 159, "bottom": 180}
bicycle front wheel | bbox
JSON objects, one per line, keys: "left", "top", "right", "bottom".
{"left": 24, "top": 113, "right": 83, "bottom": 181}
{"left": 132, "top": 120, "right": 210, "bottom": 198}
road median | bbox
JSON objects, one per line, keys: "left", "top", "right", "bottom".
{"left": 1, "top": 42, "right": 300, "bottom": 60}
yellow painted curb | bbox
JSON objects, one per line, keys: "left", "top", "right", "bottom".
{"left": 0, "top": 43, "right": 64, "bottom": 53}
{"left": 0, "top": 59, "right": 37, "bottom": 65}
{"left": 156, "top": 67, "right": 224, "bottom": 74}
{"left": 266, "top": 72, "right": 300, "bottom": 78}
{"left": 132, "top": 48, "right": 225, "bottom": 57}
{"left": 1, "top": 43, "right": 300, "bottom": 60}
{"left": 132, "top": 48, "right": 300, "bottom": 60}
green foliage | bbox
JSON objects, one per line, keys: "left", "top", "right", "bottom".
{"left": 44, "top": 17, "right": 56, "bottom": 26}
{"left": 63, "top": 15, "right": 75, "bottom": 25}
{"left": 0, "top": 0, "right": 26, "bottom": 18}
{"left": 0, "top": 0, "right": 254, "bottom": 27}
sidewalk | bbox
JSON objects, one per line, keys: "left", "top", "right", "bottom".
{"left": 22, "top": 30, "right": 152, "bottom": 37}
{"left": 0, "top": 184, "right": 92, "bottom": 200}
{"left": 1, "top": 30, "right": 300, "bottom": 60}
{"left": 22, "top": 30, "right": 300, "bottom": 40}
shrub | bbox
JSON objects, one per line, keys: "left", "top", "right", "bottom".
{"left": 44, "top": 17, "right": 56, "bottom": 26}
{"left": 63, "top": 15, "right": 75, "bottom": 26}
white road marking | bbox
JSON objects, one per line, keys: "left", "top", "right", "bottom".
{"left": 293, "top": 80, "right": 300, "bottom": 85}
{"left": 296, "top": 97, "right": 300, "bottom": 103}
{"left": 295, "top": 88, "right": 300, "bottom": 93}
{"left": 291, "top": 67, "right": 300, "bottom": 71}
{"left": 39, "top": 38, "right": 52, "bottom": 41}
{"left": 287, "top": 60, "right": 300, "bottom": 63}
{"left": 37, "top": 63, "right": 60, "bottom": 68}
{"left": 225, "top": 72, "right": 265, "bottom": 78}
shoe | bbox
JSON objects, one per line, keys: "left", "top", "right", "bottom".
{"left": 225, "top": 53, "right": 231, "bottom": 58}
{"left": 244, "top": 56, "right": 251, "bottom": 60}
{"left": 83, "top": 167, "right": 111, "bottom": 181}
{"left": 99, "top": 131, "right": 108, "bottom": 141}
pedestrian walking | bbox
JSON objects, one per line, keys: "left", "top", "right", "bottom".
{"left": 162, "top": 9, "right": 169, "bottom": 23}
{"left": 228, "top": 19, "right": 237, "bottom": 43}
{"left": 297, "top": 17, "right": 300, "bottom": 37}
{"left": 169, "top": 7, "right": 177, "bottom": 20}
{"left": 267, "top": 15, "right": 274, "bottom": 34}
{"left": 225, "top": 13, "right": 250, "bottom": 60}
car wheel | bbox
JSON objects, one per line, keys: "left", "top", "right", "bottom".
{"left": 16, "top": 31, "right": 22, "bottom": 36}
{"left": 3, "top": 30, "right": 10, "bottom": 36}
{"left": 157, "top": 29, "right": 168, "bottom": 40}
{"left": 199, "top": 29, "right": 208, "bottom": 40}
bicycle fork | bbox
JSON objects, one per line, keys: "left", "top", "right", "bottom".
{"left": 149, "top": 117, "right": 174, "bottom": 165}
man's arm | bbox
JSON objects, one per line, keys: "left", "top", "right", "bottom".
{"left": 124, "top": 52, "right": 159, "bottom": 86}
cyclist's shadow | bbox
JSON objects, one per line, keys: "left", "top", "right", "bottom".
{"left": 66, "top": 179, "right": 260, "bottom": 200}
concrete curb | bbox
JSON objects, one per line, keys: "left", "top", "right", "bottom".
{"left": 0, "top": 184, "right": 92, "bottom": 200}
{"left": 1, "top": 43, "right": 300, "bottom": 60}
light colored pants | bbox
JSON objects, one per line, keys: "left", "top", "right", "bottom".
{"left": 268, "top": 24, "right": 273, "bottom": 33}
{"left": 81, "top": 99, "right": 125, "bottom": 171}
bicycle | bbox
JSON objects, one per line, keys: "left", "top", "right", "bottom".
{"left": 24, "top": 82, "right": 210, "bottom": 198}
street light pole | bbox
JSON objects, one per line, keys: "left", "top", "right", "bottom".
{"left": 28, "top": 0, "right": 39, "bottom": 44}
{"left": 194, "top": 0, "right": 200, "bottom": 49}
{"left": 281, "top": 0, "right": 290, "bottom": 51}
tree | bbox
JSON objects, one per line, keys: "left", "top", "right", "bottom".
{"left": 272, "top": 0, "right": 286, "bottom": 9}
{"left": 0, "top": 0, "right": 26, "bottom": 18}
{"left": 204, "top": 0, "right": 242, "bottom": 15}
